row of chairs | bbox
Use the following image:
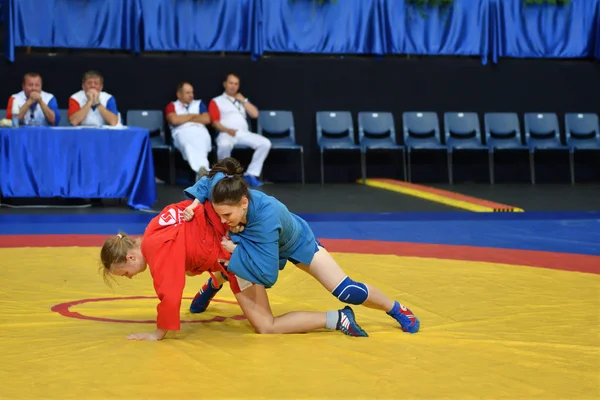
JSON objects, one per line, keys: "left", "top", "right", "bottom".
{"left": 315, "top": 111, "right": 600, "bottom": 185}
{"left": 129, "top": 109, "right": 599, "bottom": 185}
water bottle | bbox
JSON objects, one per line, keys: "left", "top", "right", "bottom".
{"left": 11, "top": 101, "right": 19, "bottom": 128}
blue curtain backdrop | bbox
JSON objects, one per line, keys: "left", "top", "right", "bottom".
{"left": 5, "top": 0, "right": 141, "bottom": 62}
{"left": 3, "top": 0, "right": 600, "bottom": 64}
{"left": 260, "top": 0, "right": 385, "bottom": 56}
{"left": 381, "top": 0, "right": 491, "bottom": 63}
{"left": 493, "top": 0, "right": 600, "bottom": 59}
{"left": 141, "top": 0, "right": 258, "bottom": 54}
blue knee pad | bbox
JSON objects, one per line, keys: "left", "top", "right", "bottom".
{"left": 331, "top": 276, "right": 369, "bottom": 305}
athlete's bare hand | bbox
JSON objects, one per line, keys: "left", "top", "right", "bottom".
{"left": 183, "top": 206, "right": 195, "bottom": 221}
{"left": 221, "top": 236, "right": 237, "bottom": 253}
{"left": 126, "top": 330, "right": 165, "bottom": 341}
{"left": 183, "top": 200, "right": 200, "bottom": 221}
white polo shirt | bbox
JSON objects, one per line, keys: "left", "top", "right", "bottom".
{"left": 164, "top": 99, "right": 210, "bottom": 137}
{"left": 208, "top": 93, "right": 249, "bottom": 132}
{"left": 7, "top": 90, "right": 60, "bottom": 126}
{"left": 68, "top": 90, "right": 118, "bottom": 126}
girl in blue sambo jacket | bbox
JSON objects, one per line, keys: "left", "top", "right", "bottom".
{"left": 183, "top": 157, "right": 420, "bottom": 336}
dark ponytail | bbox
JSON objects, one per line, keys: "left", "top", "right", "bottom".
{"left": 209, "top": 157, "right": 250, "bottom": 205}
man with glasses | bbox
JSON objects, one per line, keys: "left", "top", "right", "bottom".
{"left": 6, "top": 72, "right": 60, "bottom": 126}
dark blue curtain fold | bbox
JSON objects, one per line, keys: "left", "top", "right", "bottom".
{"left": 141, "top": 0, "right": 256, "bottom": 52}
{"left": 5, "top": 0, "right": 140, "bottom": 62}
{"left": 494, "top": 0, "right": 599, "bottom": 59}
{"left": 381, "top": 0, "right": 491, "bottom": 64}
{"left": 0, "top": 0, "right": 6, "bottom": 23}
{"left": 250, "top": 0, "right": 263, "bottom": 59}
{"left": 260, "top": 0, "right": 385, "bottom": 55}
{"left": 594, "top": 0, "right": 600, "bottom": 59}
{"left": 3, "top": 0, "right": 14, "bottom": 62}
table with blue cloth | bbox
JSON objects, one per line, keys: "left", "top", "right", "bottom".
{"left": 0, "top": 126, "right": 157, "bottom": 210}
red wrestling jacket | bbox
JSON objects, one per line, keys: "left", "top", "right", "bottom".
{"left": 140, "top": 200, "right": 230, "bottom": 331}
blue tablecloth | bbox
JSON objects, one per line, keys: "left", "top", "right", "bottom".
{"left": 0, "top": 126, "right": 157, "bottom": 210}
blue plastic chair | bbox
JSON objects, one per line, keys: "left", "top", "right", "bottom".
{"left": 258, "top": 110, "right": 304, "bottom": 184}
{"left": 402, "top": 112, "right": 447, "bottom": 182}
{"left": 565, "top": 113, "right": 600, "bottom": 184}
{"left": 444, "top": 112, "right": 487, "bottom": 183}
{"left": 357, "top": 111, "right": 405, "bottom": 183}
{"left": 316, "top": 111, "right": 360, "bottom": 184}
{"left": 484, "top": 112, "right": 528, "bottom": 184}
{"left": 524, "top": 113, "right": 567, "bottom": 184}
{"left": 127, "top": 110, "right": 175, "bottom": 184}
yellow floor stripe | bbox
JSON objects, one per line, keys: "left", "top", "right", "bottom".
{"left": 361, "top": 179, "right": 505, "bottom": 212}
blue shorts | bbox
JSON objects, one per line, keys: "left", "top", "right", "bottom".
{"left": 288, "top": 239, "right": 323, "bottom": 265}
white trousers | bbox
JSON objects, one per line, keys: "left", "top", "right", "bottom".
{"left": 216, "top": 130, "right": 271, "bottom": 177}
{"left": 172, "top": 127, "right": 212, "bottom": 172}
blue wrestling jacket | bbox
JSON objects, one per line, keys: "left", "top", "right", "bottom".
{"left": 184, "top": 174, "right": 317, "bottom": 288}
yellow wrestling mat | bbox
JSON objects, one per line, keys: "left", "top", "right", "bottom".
{"left": 1, "top": 247, "right": 598, "bottom": 399}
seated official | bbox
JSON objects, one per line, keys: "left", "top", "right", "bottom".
{"left": 6, "top": 72, "right": 60, "bottom": 126}
{"left": 165, "top": 81, "right": 212, "bottom": 180}
{"left": 68, "top": 70, "right": 119, "bottom": 127}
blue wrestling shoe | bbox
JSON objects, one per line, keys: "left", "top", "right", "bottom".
{"left": 189, "top": 277, "right": 222, "bottom": 313}
{"left": 387, "top": 301, "right": 420, "bottom": 333}
{"left": 337, "top": 306, "right": 369, "bottom": 337}
{"left": 243, "top": 174, "right": 263, "bottom": 188}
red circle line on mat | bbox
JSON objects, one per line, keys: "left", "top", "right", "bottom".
{"left": 51, "top": 296, "right": 246, "bottom": 324}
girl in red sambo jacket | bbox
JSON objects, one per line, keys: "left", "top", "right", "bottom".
{"left": 99, "top": 199, "right": 230, "bottom": 340}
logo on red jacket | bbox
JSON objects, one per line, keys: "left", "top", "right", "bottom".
{"left": 158, "top": 208, "right": 180, "bottom": 226}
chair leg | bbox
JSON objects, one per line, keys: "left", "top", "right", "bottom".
{"left": 361, "top": 151, "right": 366, "bottom": 184}
{"left": 402, "top": 149, "right": 407, "bottom": 181}
{"left": 300, "top": 148, "right": 305, "bottom": 185}
{"left": 169, "top": 148, "right": 176, "bottom": 185}
{"left": 529, "top": 151, "right": 535, "bottom": 184}
{"left": 569, "top": 151, "right": 575, "bottom": 185}
{"left": 448, "top": 151, "right": 453, "bottom": 184}
{"left": 320, "top": 150, "right": 325, "bottom": 186}
{"left": 407, "top": 150, "right": 412, "bottom": 182}
{"left": 489, "top": 151, "right": 494, "bottom": 185}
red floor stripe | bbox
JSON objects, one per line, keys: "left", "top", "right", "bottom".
{"left": 0, "top": 234, "right": 114, "bottom": 247}
{"left": 319, "top": 239, "right": 599, "bottom": 275}
{"left": 1, "top": 235, "right": 597, "bottom": 275}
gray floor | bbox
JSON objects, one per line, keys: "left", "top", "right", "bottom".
{"left": 432, "top": 183, "right": 600, "bottom": 212}
{"left": 0, "top": 183, "right": 598, "bottom": 214}
{"left": 259, "top": 183, "right": 460, "bottom": 213}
